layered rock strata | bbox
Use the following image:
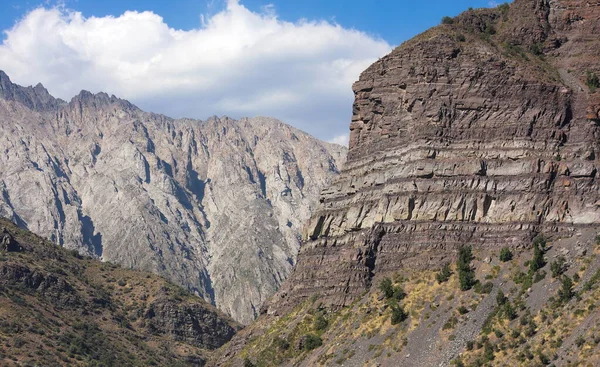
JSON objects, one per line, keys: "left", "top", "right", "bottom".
{"left": 267, "top": 0, "right": 600, "bottom": 315}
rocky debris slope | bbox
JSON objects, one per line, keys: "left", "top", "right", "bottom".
{"left": 266, "top": 0, "right": 600, "bottom": 316}
{"left": 0, "top": 73, "right": 346, "bottom": 324}
{"left": 0, "top": 217, "right": 239, "bottom": 366}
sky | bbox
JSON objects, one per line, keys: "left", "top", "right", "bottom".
{"left": 0, "top": 0, "right": 504, "bottom": 145}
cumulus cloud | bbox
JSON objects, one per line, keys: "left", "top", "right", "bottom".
{"left": 0, "top": 0, "right": 391, "bottom": 142}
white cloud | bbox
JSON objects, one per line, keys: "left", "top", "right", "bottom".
{"left": 0, "top": 0, "right": 392, "bottom": 142}
{"left": 328, "top": 133, "right": 349, "bottom": 147}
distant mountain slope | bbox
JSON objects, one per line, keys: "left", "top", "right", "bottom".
{"left": 0, "top": 72, "right": 346, "bottom": 324}
{"left": 0, "top": 217, "right": 239, "bottom": 366}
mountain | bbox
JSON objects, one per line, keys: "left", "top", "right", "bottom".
{"left": 0, "top": 72, "right": 346, "bottom": 324}
{"left": 213, "top": 0, "right": 600, "bottom": 365}
{"left": 0, "top": 217, "right": 238, "bottom": 366}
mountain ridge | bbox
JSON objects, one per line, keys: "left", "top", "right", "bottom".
{"left": 0, "top": 71, "right": 346, "bottom": 324}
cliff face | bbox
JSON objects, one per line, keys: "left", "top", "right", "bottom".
{"left": 0, "top": 74, "right": 346, "bottom": 324}
{"left": 266, "top": 0, "right": 600, "bottom": 316}
{"left": 0, "top": 217, "right": 239, "bottom": 366}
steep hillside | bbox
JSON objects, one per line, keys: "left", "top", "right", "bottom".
{"left": 0, "top": 72, "right": 346, "bottom": 324}
{"left": 0, "top": 217, "right": 239, "bottom": 366}
{"left": 213, "top": 0, "right": 600, "bottom": 365}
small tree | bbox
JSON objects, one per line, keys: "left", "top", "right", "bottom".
{"left": 379, "top": 277, "right": 394, "bottom": 299}
{"left": 586, "top": 71, "right": 600, "bottom": 93}
{"left": 313, "top": 313, "right": 328, "bottom": 331}
{"left": 496, "top": 289, "right": 507, "bottom": 305}
{"left": 550, "top": 256, "right": 567, "bottom": 278}
{"left": 558, "top": 275, "right": 574, "bottom": 303}
{"left": 436, "top": 262, "right": 452, "bottom": 283}
{"left": 457, "top": 245, "right": 476, "bottom": 291}
{"left": 441, "top": 16, "right": 455, "bottom": 25}
{"left": 391, "top": 305, "right": 408, "bottom": 325}
{"left": 499, "top": 247, "right": 513, "bottom": 262}
{"left": 529, "top": 241, "right": 546, "bottom": 273}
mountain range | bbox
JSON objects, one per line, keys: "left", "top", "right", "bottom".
{"left": 0, "top": 71, "right": 346, "bottom": 324}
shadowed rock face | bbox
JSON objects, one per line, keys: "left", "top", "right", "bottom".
{"left": 266, "top": 0, "right": 600, "bottom": 315}
{"left": 0, "top": 72, "right": 346, "bottom": 324}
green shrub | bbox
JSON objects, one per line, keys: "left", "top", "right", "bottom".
{"left": 456, "top": 33, "right": 466, "bottom": 42}
{"left": 558, "top": 275, "right": 574, "bottom": 303}
{"left": 390, "top": 306, "right": 408, "bottom": 325}
{"left": 529, "top": 240, "right": 546, "bottom": 273}
{"left": 502, "top": 302, "right": 517, "bottom": 320}
{"left": 586, "top": 71, "right": 600, "bottom": 93}
{"left": 273, "top": 337, "right": 290, "bottom": 350}
{"left": 441, "top": 16, "right": 455, "bottom": 25}
{"left": 436, "top": 263, "right": 452, "bottom": 283}
{"left": 551, "top": 256, "right": 567, "bottom": 278}
{"left": 379, "top": 277, "right": 394, "bottom": 299}
{"left": 243, "top": 358, "right": 256, "bottom": 367}
{"left": 499, "top": 247, "right": 513, "bottom": 262}
{"left": 379, "top": 277, "right": 405, "bottom": 300}
{"left": 457, "top": 245, "right": 476, "bottom": 291}
{"left": 313, "top": 313, "right": 328, "bottom": 331}
{"left": 496, "top": 290, "right": 507, "bottom": 305}
{"left": 458, "top": 306, "right": 469, "bottom": 315}
{"left": 303, "top": 334, "right": 323, "bottom": 351}
{"left": 474, "top": 281, "right": 493, "bottom": 294}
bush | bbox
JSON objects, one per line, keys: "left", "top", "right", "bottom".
{"left": 502, "top": 302, "right": 517, "bottom": 320}
{"left": 273, "top": 337, "right": 290, "bottom": 350}
{"left": 529, "top": 240, "right": 546, "bottom": 273}
{"left": 558, "top": 275, "right": 574, "bottom": 303}
{"left": 496, "top": 290, "right": 507, "bottom": 305}
{"left": 551, "top": 256, "right": 567, "bottom": 278}
{"left": 587, "top": 71, "right": 600, "bottom": 93}
{"left": 474, "top": 281, "right": 494, "bottom": 294}
{"left": 391, "top": 305, "right": 408, "bottom": 325}
{"left": 436, "top": 263, "right": 452, "bottom": 283}
{"left": 457, "top": 245, "right": 476, "bottom": 291}
{"left": 243, "top": 358, "right": 256, "bottom": 367}
{"left": 302, "top": 334, "right": 323, "bottom": 351}
{"left": 499, "top": 247, "right": 513, "bottom": 262}
{"left": 313, "top": 313, "right": 328, "bottom": 331}
{"left": 456, "top": 33, "right": 466, "bottom": 42}
{"left": 379, "top": 277, "right": 394, "bottom": 299}
{"left": 441, "top": 16, "right": 455, "bottom": 25}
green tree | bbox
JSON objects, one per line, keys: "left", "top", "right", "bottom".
{"left": 496, "top": 289, "right": 507, "bottom": 305}
{"left": 529, "top": 241, "right": 546, "bottom": 273}
{"left": 379, "top": 277, "right": 394, "bottom": 299}
{"left": 558, "top": 275, "right": 574, "bottom": 303}
{"left": 457, "top": 245, "right": 476, "bottom": 291}
{"left": 550, "top": 256, "right": 566, "bottom": 278}
{"left": 436, "top": 262, "right": 452, "bottom": 283}
{"left": 391, "top": 305, "right": 408, "bottom": 325}
{"left": 441, "top": 16, "right": 455, "bottom": 25}
{"left": 499, "top": 247, "right": 513, "bottom": 262}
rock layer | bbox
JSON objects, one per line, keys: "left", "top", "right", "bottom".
{"left": 267, "top": 0, "right": 600, "bottom": 315}
{"left": 0, "top": 74, "right": 345, "bottom": 324}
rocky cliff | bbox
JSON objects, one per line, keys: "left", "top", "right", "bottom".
{"left": 212, "top": 1, "right": 600, "bottom": 366}
{"left": 266, "top": 0, "right": 600, "bottom": 315}
{"left": 0, "top": 73, "right": 346, "bottom": 324}
{"left": 0, "top": 217, "right": 239, "bottom": 366}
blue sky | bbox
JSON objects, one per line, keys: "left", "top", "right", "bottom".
{"left": 0, "top": 0, "right": 504, "bottom": 144}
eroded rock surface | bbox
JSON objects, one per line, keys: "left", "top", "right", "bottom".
{"left": 0, "top": 74, "right": 346, "bottom": 324}
{"left": 267, "top": 0, "right": 600, "bottom": 315}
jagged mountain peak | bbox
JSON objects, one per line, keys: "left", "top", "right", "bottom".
{"left": 0, "top": 70, "right": 346, "bottom": 325}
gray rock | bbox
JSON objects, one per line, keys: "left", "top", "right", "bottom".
{"left": 0, "top": 73, "right": 346, "bottom": 324}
